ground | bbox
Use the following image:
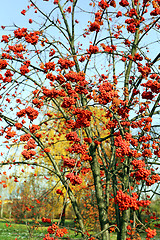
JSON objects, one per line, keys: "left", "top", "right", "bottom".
{"left": 0, "top": 219, "right": 159, "bottom": 239}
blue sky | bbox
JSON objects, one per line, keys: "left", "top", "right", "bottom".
{"left": 0, "top": 0, "right": 27, "bottom": 27}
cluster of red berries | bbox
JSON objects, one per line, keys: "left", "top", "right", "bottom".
{"left": 17, "top": 106, "right": 39, "bottom": 121}
{"left": 42, "top": 217, "right": 51, "bottom": 223}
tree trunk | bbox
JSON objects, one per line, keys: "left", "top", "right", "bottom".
{"left": 118, "top": 210, "right": 129, "bottom": 240}
{"left": 90, "top": 144, "right": 110, "bottom": 240}
{"left": 60, "top": 202, "right": 66, "bottom": 226}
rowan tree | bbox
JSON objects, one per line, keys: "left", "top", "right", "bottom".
{"left": 0, "top": 0, "right": 160, "bottom": 240}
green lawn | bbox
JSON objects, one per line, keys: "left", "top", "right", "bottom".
{"left": 0, "top": 219, "right": 159, "bottom": 240}
{"left": 0, "top": 219, "right": 45, "bottom": 240}
{"left": 0, "top": 219, "right": 83, "bottom": 240}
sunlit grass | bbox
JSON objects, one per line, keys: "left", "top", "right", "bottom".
{"left": 0, "top": 219, "right": 159, "bottom": 240}
{"left": 0, "top": 219, "right": 83, "bottom": 239}
{"left": 0, "top": 219, "right": 47, "bottom": 240}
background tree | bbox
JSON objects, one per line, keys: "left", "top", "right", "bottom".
{"left": 0, "top": 0, "right": 160, "bottom": 240}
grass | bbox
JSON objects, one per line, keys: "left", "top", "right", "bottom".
{"left": 0, "top": 219, "right": 46, "bottom": 240}
{"left": 0, "top": 219, "right": 83, "bottom": 240}
{"left": 0, "top": 219, "right": 159, "bottom": 240}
